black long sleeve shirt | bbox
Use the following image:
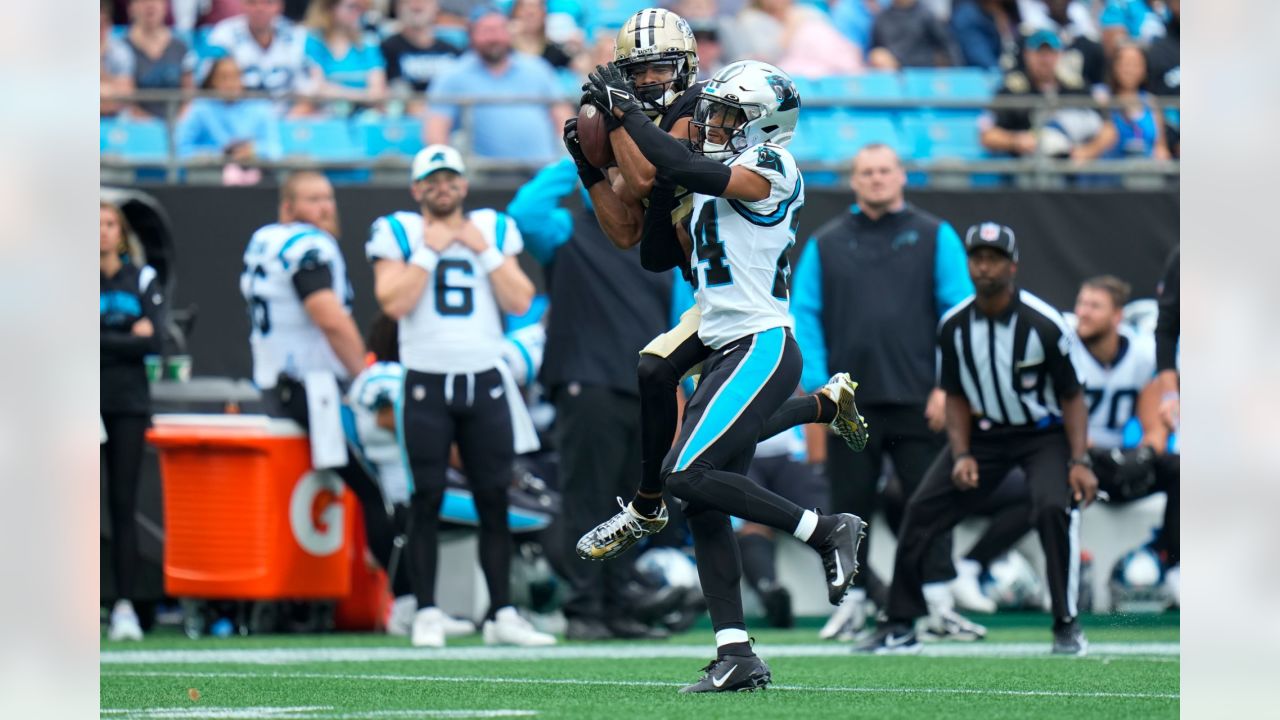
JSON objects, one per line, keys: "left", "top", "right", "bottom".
{"left": 101, "top": 263, "right": 165, "bottom": 415}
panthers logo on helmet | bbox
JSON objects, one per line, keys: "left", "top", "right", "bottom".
{"left": 766, "top": 74, "right": 799, "bottom": 112}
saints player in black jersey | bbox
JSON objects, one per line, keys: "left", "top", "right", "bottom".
{"left": 565, "top": 8, "right": 871, "bottom": 564}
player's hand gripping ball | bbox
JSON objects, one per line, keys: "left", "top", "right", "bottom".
{"left": 575, "top": 102, "right": 615, "bottom": 169}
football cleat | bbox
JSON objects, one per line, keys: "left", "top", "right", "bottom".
{"left": 1052, "top": 618, "right": 1088, "bottom": 656}
{"left": 950, "top": 559, "right": 997, "bottom": 614}
{"left": 679, "top": 654, "right": 772, "bottom": 693}
{"left": 387, "top": 595, "right": 417, "bottom": 637}
{"left": 820, "top": 373, "right": 870, "bottom": 452}
{"left": 411, "top": 607, "right": 447, "bottom": 648}
{"left": 920, "top": 608, "right": 988, "bottom": 642}
{"left": 819, "top": 590, "right": 868, "bottom": 641}
{"left": 483, "top": 606, "right": 557, "bottom": 647}
{"left": 853, "top": 623, "right": 921, "bottom": 655}
{"left": 107, "top": 601, "right": 143, "bottom": 642}
{"left": 576, "top": 497, "right": 669, "bottom": 561}
{"left": 816, "top": 513, "right": 867, "bottom": 605}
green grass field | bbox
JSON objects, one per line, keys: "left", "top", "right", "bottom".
{"left": 101, "top": 612, "right": 1178, "bottom": 719}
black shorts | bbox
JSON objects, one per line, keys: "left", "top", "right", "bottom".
{"left": 662, "top": 327, "right": 802, "bottom": 478}
{"left": 398, "top": 367, "right": 514, "bottom": 493}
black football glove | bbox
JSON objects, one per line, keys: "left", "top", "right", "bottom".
{"left": 585, "top": 62, "right": 643, "bottom": 121}
{"left": 562, "top": 117, "right": 605, "bottom": 188}
{"left": 579, "top": 90, "right": 621, "bottom": 131}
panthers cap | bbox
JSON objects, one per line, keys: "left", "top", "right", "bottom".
{"left": 411, "top": 145, "right": 466, "bottom": 182}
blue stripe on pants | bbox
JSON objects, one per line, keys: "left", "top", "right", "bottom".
{"left": 674, "top": 327, "right": 786, "bottom": 472}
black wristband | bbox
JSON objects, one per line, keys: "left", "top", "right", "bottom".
{"left": 577, "top": 163, "right": 606, "bottom": 189}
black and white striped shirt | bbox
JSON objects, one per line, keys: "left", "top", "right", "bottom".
{"left": 938, "top": 289, "right": 1083, "bottom": 432}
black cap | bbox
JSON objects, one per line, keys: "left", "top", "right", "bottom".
{"left": 964, "top": 222, "right": 1019, "bottom": 262}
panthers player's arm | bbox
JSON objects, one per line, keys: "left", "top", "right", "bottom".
{"left": 1136, "top": 379, "right": 1172, "bottom": 454}
{"left": 489, "top": 257, "right": 535, "bottom": 316}
{"left": 292, "top": 251, "right": 365, "bottom": 377}
{"left": 372, "top": 257, "right": 431, "bottom": 320}
{"left": 303, "top": 290, "right": 367, "bottom": 378}
{"left": 609, "top": 116, "right": 693, "bottom": 200}
{"left": 619, "top": 109, "right": 770, "bottom": 201}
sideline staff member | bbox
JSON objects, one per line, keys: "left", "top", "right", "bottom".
{"left": 794, "top": 142, "right": 974, "bottom": 636}
{"left": 858, "top": 222, "right": 1098, "bottom": 656}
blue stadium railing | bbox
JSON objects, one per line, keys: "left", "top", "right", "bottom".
{"left": 99, "top": 71, "right": 1180, "bottom": 187}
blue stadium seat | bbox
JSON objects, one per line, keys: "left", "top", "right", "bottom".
{"left": 795, "top": 112, "right": 902, "bottom": 162}
{"left": 899, "top": 113, "right": 985, "bottom": 160}
{"left": 361, "top": 118, "right": 425, "bottom": 157}
{"left": 790, "top": 76, "right": 823, "bottom": 105}
{"left": 280, "top": 119, "right": 362, "bottom": 160}
{"left": 901, "top": 68, "right": 995, "bottom": 103}
{"left": 100, "top": 118, "right": 169, "bottom": 163}
{"left": 814, "top": 72, "right": 903, "bottom": 102}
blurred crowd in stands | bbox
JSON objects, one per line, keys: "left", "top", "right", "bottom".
{"left": 100, "top": 0, "right": 1179, "bottom": 176}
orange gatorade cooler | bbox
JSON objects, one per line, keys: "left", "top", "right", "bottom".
{"left": 333, "top": 497, "right": 392, "bottom": 631}
{"left": 147, "top": 414, "right": 353, "bottom": 599}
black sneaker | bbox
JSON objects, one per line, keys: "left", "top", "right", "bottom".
{"left": 816, "top": 513, "right": 867, "bottom": 605}
{"left": 758, "top": 583, "right": 794, "bottom": 629}
{"left": 605, "top": 616, "right": 670, "bottom": 640}
{"left": 564, "top": 617, "right": 613, "bottom": 641}
{"left": 1052, "top": 618, "right": 1089, "bottom": 656}
{"left": 853, "top": 623, "right": 921, "bottom": 655}
{"left": 679, "top": 654, "right": 772, "bottom": 693}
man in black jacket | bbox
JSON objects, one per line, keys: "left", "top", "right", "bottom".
{"left": 793, "top": 143, "right": 980, "bottom": 640}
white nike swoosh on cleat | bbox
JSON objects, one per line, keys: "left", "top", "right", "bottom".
{"left": 830, "top": 552, "right": 845, "bottom": 587}
{"left": 711, "top": 665, "right": 737, "bottom": 688}
{"left": 884, "top": 634, "right": 913, "bottom": 648}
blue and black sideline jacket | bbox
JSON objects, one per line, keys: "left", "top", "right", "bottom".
{"left": 792, "top": 203, "right": 972, "bottom": 404}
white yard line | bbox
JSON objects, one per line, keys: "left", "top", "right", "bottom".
{"left": 102, "top": 710, "right": 536, "bottom": 719}
{"left": 100, "top": 642, "right": 1179, "bottom": 666}
{"left": 101, "top": 670, "right": 1179, "bottom": 701}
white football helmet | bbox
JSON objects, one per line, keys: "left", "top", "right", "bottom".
{"left": 691, "top": 60, "right": 801, "bottom": 162}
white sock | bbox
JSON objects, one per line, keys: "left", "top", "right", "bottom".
{"left": 792, "top": 509, "right": 820, "bottom": 542}
{"left": 715, "top": 628, "right": 749, "bottom": 648}
{"left": 113, "top": 599, "right": 134, "bottom": 616}
{"left": 923, "top": 581, "right": 954, "bottom": 614}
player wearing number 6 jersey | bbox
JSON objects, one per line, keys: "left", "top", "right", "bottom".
{"left": 582, "top": 59, "right": 867, "bottom": 693}
{"left": 367, "top": 145, "right": 554, "bottom": 649}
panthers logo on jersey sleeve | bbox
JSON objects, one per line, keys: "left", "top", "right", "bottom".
{"left": 726, "top": 143, "right": 803, "bottom": 227}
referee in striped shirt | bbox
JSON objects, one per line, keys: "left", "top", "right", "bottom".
{"left": 858, "top": 222, "right": 1098, "bottom": 656}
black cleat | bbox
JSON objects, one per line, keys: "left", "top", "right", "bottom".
{"left": 817, "top": 513, "right": 867, "bottom": 605}
{"left": 679, "top": 654, "right": 772, "bottom": 693}
{"left": 1052, "top": 618, "right": 1089, "bottom": 656}
{"left": 853, "top": 623, "right": 922, "bottom": 655}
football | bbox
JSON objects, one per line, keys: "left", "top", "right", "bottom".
{"left": 577, "top": 102, "right": 615, "bottom": 169}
